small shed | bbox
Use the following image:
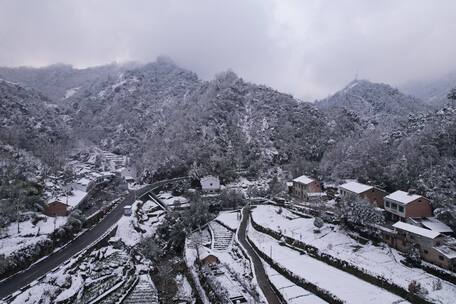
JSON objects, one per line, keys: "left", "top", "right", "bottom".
{"left": 44, "top": 200, "right": 69, "bottom": 217}
{"left": 200, "top": 175, "right": 221, "bottom": 193}
{"left": 123, "top": 206, "right": 132, "bottom": 216}
{"left": 200, "top": 254, "right": 220, "bottom": 267}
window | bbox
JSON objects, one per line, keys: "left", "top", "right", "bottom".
{"left": 398, "top": 206, "right": 404, "bottom": 212}
{"left": 424, "top": 249, "right": 429, "bottom": 255}
{"left": 385, "top": 201, "right": 390, "bottom": 207}
{"left": 392, "top": 203, "right": 397, "bottom": 210}
{"left": 439, "top": 255, "right": 444, "bottom": 261}
{"left": 436, "top": 241, "right": 441, "bottom": 246}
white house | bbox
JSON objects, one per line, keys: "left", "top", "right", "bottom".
{"left": 200, "top": 175, "right": 220, "bottom": 193}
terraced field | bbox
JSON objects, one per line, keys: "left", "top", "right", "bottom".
{"left": 123, "top": 274, "right": 159, "bottom": 304}
{"left": 209, "top": 221, "right": 234, "bottom": 251}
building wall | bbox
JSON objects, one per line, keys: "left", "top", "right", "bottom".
{"left": 384, "top": 230, "right": 455, "bottom": 270}
{"left": 292, "top": 180, "right": 321, "bottom": 199}
{"left": 423, "top": 247, "right": 451, "bottom": 269}
{"left": 360, "top": 188, "right": 387, "bottom": 208}
{"left": 405, "top": 198, "right": 433, "bottom": 218}
{"left": 44, "top": 201, "right": 68, "bottom": 217}
{"left": 201, "top": 176, "right": 220, "bottom": 192}
{"left": 201, "top": 255, "right": 219, "bottom": 266}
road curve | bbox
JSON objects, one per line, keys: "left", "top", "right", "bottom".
{"left": 237, "top": 207, "right": 282, "bottom": 304}
{"left": 0, "top": 177, "right": 188, "bottom": 300}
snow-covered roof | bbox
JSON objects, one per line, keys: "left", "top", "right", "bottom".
{"left": 307, "top": 192, "right": 327, "bottom": 197}
{"left": 292, "top": 175, "right": 315, "bottom": 185}
{"left": 48, "top": 189, "right": 88, "bottom": 208}
{"left": 434, "top": 245, "right": 456, "bottom": 259}
{"left": 420, "top": 217, "right": 453, "bottom": 233}
{"left": 385, "top": 190, "right": 423, "bottom": 205}
{"left": 393, "top": 221, "right": 441, "bottom": 239}
{"left": 201, "top": 175, "right": 219, "bottom": 182}
{"left": 339, "top": 181, "right": 372, "bottom": 194}
{"left": 77, "top": 178, "right": 91, "bottom": 186}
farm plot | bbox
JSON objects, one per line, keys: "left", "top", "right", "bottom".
{"left": 0, "top": 215, "right": 67, "bottom": 257}
{"left": 251, "top": 205, "right": 456, "bottom": 304}
{"left": 215, "top": 210, "right": 241, "bottom": 231}
{"left": 248, "top": 224, "right": 407, "bottom": 304}
{"left": 263, "top": 262, "right": 328, "bottom": 304}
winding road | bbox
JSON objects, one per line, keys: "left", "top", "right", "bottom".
{"left": 0, "top": 177, "right": 188, "bottom": 300}
{"left": 237, "top": 207, "right": 282, "bottom": 304}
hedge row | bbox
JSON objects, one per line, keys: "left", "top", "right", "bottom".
{"left": 250, "top": 216, "right": 434, "bottom": 304}
{"left": 420, "top": 263, "right": 456, "bottom": 285}
{"left": 246, "top": 234, "right": 343, "bottom": 304}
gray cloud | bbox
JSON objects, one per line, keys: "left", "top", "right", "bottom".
{"left": 1, "top": 0, "right": 455, "bottom": 100}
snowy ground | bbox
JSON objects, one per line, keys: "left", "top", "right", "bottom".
{"left": 186, "top": 219, "right": 263, "bottom": 303}
{"left": 6, "top": 245, "right": 156, "bottom": 304}
{"left": 248, "top": 223, "right": 407, "bottom": 304}
{"left": 115, "top": 200, "right": 163, "bottom": 246}
{"left": 263, "top": 262, "right": 328, "bottom": 304}
{"left": 251, "top": 205, "right": 456, "bottom": 304}
{"left": 0, "top": 215, "right": 67, "bottom": 256}
{"left": 157, "top": 191, "right": 189, "bottom": 209}
{"left": 224, "top": 177, "right": 269, "bottom": 197}
{"left": 215, "top": 210, "right": 241, "bottom": 231}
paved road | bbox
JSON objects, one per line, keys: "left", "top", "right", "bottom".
{"left": 0, "top": 177, "right": 188, "bottom": 300}
{"left": 237, "top": 207, "right": 282, "bottom": 304}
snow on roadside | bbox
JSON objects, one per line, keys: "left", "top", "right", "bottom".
{"left": 248, "top": 222, "right": 407, "bottom": 304}
{"left": 251, "top": 205, "right": 456, "bottom": 304}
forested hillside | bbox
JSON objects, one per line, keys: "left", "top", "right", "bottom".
{"left": 1, "top": 58, "right": 456, "bottom": 225}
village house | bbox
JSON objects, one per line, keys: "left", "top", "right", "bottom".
{"left": 43, "top": 200, "right": 69, "bottom": 217}
{"left": 384, "top": 190, "right": 432, "bottom": 221}
{"left": 291, "top": 175, "right": 322, "bottom": 200}
{"left": 339, "top": 181, "right": 388, "bottom": 208}
{"left": 383, "top": 221, "right": 456, "bottom": 271}
{"left": 43, "top": 189, "right": 88, "bottom": 217}
{"left": 407, "top": 217, "right": 454, "bottom": 235}
{"left": 200, "top": 175, "right": 221, "bottom": 193}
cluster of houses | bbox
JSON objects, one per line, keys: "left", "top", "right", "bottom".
{"left": 43, "top": 151, "right": 133, "bottom": 217}
{"left": 290, "top": 175, "right": 456, "bottom": 271}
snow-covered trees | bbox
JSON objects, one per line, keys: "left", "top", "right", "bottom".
{"left": 405, "top": 246, "right": 422, "bottom": 267}
{"left": 447, "top": 87, "right": 456, "bottom": 101}
{"left": 219, "top": 189, "right": 245, "bottom": 210}
{"left": 340, "top": 196, "right": 385, "bottom": 227}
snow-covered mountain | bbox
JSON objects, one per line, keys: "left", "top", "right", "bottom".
{"left": 401, "top": 71, "right": 456, "bottom": 107}
{"left": 316, "top": 79, "right": 428, "bottom": 128}
{"left": 0, "top": 63, "right": 132, "bottom": 102}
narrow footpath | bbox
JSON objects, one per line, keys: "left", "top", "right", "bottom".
{"left": 237, "top": 207, "right": 282, "bottom": 304}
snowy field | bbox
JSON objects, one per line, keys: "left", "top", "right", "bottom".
{"left": 116, "top": 200, "right": 162, "bottom": 246}
{"left": 263, "top": 262, "right": 328, "bottom": 304}
{"left": 185, "top": 220, "right": 263, "bottom": 303}
{"left": 215, "top": 210, "right": 241, "bottom": 231}
{"left": 251, "top": 205, "right": 456, "bottom": 303}
{"left": 248, "top": 224, "right": 407, "bottom": 304}
{"left": 157, "top": 191, "right": 189, "bottom": 209}
{"left": 0, "top": 215, "right": 67, "bottom": 256}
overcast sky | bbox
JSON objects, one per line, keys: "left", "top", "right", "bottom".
{"left": 0, "top": 0, "right": 455, "bottom": 100}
